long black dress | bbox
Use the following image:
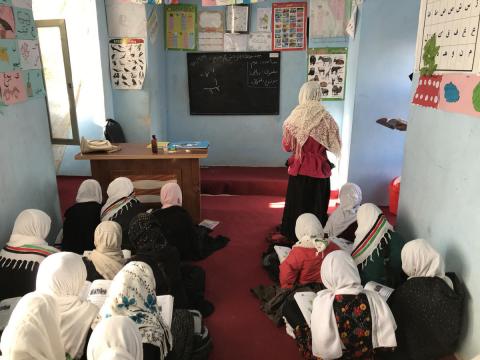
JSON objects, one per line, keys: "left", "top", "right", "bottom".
{"left": 62, "top": 202, "right": 102, "bottom": 254}
{"left": 110, "top": 199, "right": 146, "bottom": 250}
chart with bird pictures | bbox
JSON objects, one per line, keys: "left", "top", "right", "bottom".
{"left": 109, "top": 38, "right": 146, "bottom": 90}
{"left": 307, "top": 48, "right": 347, "bottom": 100}
{"left": 415, "top": 0, "right": 480, "bottom": 72}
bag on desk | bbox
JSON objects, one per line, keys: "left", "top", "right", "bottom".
{"left": 80, "top": 137, "right": 121, "bottom": 154}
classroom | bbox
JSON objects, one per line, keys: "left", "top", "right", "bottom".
{"left": 0, "top": 0, "right": 478, "bottom": 359}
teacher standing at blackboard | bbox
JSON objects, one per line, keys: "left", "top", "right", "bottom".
{"left": 280, "top": 81, "right": 342, "bottom": 242}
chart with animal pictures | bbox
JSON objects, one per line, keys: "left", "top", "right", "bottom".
{"left": 272, "top": 2, "right": 307, "bottom": 51}
{"left": 307, "top": 48, "right": 347, "bottom": 100}
{"left": 415, "top": 0, "right": 480, "bottom": 72}
{"left": 109, "top": 38, "right": 146, "bottom": 90}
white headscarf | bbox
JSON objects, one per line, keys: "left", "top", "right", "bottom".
{"left": 351, "top": 203, "right": 394, "bottom": 266}
{"left": 93, "top": 262, "right": 172, "bottom": 358}
{"left": 160, "top": 183, "right": 182, "bottom": 209}
{"left": 101, "top": 177, "right": 135, "bottom": 221}
{"left": 87, "top": 316, "right": 143, "bottom": 360}
{"left": 87, "top": 221, "right": 125, "bottom": 280}
{"left": 311, "top": 250, "right": 397, "bottom": 359}
{"left": 283, "top": 81, "right": 341, "bottom": 159}
{"left": 324, "top": 183, "right": 362, "bottom": 237}
{"left": 76, "top": 179, "right": 103, "bottom": 204}
{"left": 0, "top": 292, "right": 65, "bottom": 360}
{"left": 401, "top": 239, "right": 454, "bottom": 289}
{"left": 7, "top": 209, "right": 51, "bottom": 247}
{"left": 293, "top": 213, "right": 329, "bottom": 255}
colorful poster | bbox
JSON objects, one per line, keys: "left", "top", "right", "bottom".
{"left": 412, "top": 75, "right": 442, "bottom": 109}
{"left": 165, "top": 4, "right": 197, "bottom": 51}
{"left": 309, "top": 0, "right": 347, "bottom": 39}
{"left": 198, "top": 10, "right": 224, "bottom": 52}
{"left": 0, "top": 39, "right": 19, "bottom": 71}
{"left": 256, "top": 7, "right": 271, "bottom": 32}
{"left": 415, "top": 0, "right": 480, "bottom": 72}
{"left": 0, "top": 70, "right": 27, "bottom": 105}
{"left": 105, "top": 0, "right": 147, "bottom": 38}
{"left": 223, "top": 33, "right": 247, "bottom": 51}
{"left": 12, "top": 0, "right": 31, "bottom": 8}
{"left": 307, "top": 48, "right": 347, "bottom": 100}
{"left": 23, "top": 69, "right": 44, "bottom": 98}
{"left": 433, "top": 74, "right": 480, "bottom": 116}
{"left": 109, "top": 38, "right": 146, "bottom": 90}
{"left": 247, "top": 32, "right": 271, "bottom": 51}
{"left": 0, "top": 5, "right": 15, "bottom": 39}
{"left": 272, "top": 2, "right": 307, "bottom": 51}
{"left": 13, "top": 7, "right": 37, "bottom": 40}
{"left": 236, "top": 0, "right": 264, "bottom": 3}
{"left": 18, "top": 39, "right": 40, "bottom": 70}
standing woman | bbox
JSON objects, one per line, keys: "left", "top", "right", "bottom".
{"left": 280, "top": 81, "right": 341, "bottom": 242}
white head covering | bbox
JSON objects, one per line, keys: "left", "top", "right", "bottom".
{"left": 311, "top": 250, "right": 397, "bottom": 358}
{"left": 160, "top": 183, "right": 182, "bottom": 209}
{"left": 293, "top": 213, "right": 329, "bottom": 255}
{"left": 401, "top": 239, "right": 454, "bottom": 289}
{"left": 283, "top": 81, "right": 341, "bottom": 159}
{"left": 0, "top": 292, "right": 65, "bottom": 360}
{"left": 87, "top": 221, "right": 125, "bottom": 280}
{"left": 7, "top": 209, "right": 51, "bottom": 247}
{"left": 76, "top": 179, "right": 103, "bottom": 204}
{"left": 324, "top": 183, "right": 362, "bottom": 237}
{"left": 36, "top": 252, "right": 99, "bottom": 359}
{"left": 87, "top": 316, "right": 143, "bottom": 360}
{"left": 351, "top": 203, "right": 394, "bottom": 266}
{"left": 93, "top": 262, "right": 172, "bottom": 358}
{"left": 101, "top": 177, "right": 135, "bottom": 221}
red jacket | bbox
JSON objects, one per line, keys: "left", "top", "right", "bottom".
{"left": 279, "top": 243, "right": 340, "bottom": 289}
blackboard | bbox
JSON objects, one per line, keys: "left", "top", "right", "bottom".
{"left": 187, "top": 52, "right": 281, "bottom": 115}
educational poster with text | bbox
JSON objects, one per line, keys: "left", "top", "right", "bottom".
{"left": 309, "top": 0, "right": 348, "bottom": 39}
{"left": 0, "top": 70, "right": 26, "bottom": 105}
{"left": 307, "top": 48, "right": 347, "bottom": 100}
{"left": 22, "top": 69, "right": 45, "bottom": 98}
{"left": 247, "top": 32, "right": 271, "bottom": 51}
{"left": 272, "top": 2, "right": 307, "bottom": 51}
{"left": 0, "top": 5, "right": 15, "bottom": 39}
{"left": 109, "top": 38, "right": 146, "bottom": 90}
{"left": 13, "top": 7, "right": 37, "bottom": 39}
{"left": 165, "top": 4, "right": 197, "bottom": 50}
{"left": 0, "top": 39, "right": 20, "bottom": 71}
{"left": 415, "top": 0, "right": 480, "bottom": 72}
{"left": 198, "top": 10, "right": 224, "bottom": 51}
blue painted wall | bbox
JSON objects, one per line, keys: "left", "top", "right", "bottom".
{"left": 398, "top": 96, "right": 480, "bottom": 358}
{"left": 0, "top": 100, "right": 61, "bottom": 245}
{"left": 343, "top": 0, "right": 420, "bottom": 204}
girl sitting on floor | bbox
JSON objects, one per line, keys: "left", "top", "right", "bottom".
{"left": 36, "top": 252, "right": 99, "bottom": 360}
{"left": 389, "top": 239, "right": 464, "bottom": 360}
{"left": 352, "top": 203, "right": 406, "bottom": 288}
{"left": 0, "top": 209, "right": 58, "bottom": 301}
{"left": 323, "top": 182, "right": 362, "bottom": 242}
{"left": 62, "top": 179, "right": 103, "bottom": 254}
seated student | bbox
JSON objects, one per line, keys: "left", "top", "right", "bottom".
{"left": 101, "top": 177, "right": 146, "bottom": 250}
{"left": 93, "top": 261, "right": 173, "bottom": 360}
{"left": 0, "top": 209, "right": 58, "bottom": 301}
{"left": 36, "top": 252, "right": 99, "bottom": 360}
{"left": 311, "top": 250, "right": 397, "bottom": 360}
{"left": 62, "top": 179, "right": 103, "bottom": 254}
{"left": 153, "top": 183, "right": 229, "bottom": 261}
{"left": 0, "top": 292, "right": 65, "bottom": 360}
{"left": 87, "top": 316, "right": 143, "bottom": 360}
{"left": 351, "top": 203, "right": 406, "bottom": 288}
{"left": 389, "top": 239, "right": 464, "bottom": 360}
{"left": 83, "top": 221, "right": 125, "bottom": 281}
{"left": 323, "top": 182, "right": 362, "bottom": 242}
{"left": 279, "top": 213, "right": 340, "bottom": 289}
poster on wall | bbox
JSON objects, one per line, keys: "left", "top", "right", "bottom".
{"left": 105, "top": 0, "right": 147, "bottom": 38}
{"left": 109, "top": 38, "right": 146, "bottom": 90}
{"left": 18, "top": 39, "right": 40, "bottom": 70}
{"left": 223, "top": 33, "right": 247, "bottom": 51}
{"left": 22, "top": 69, "right": 44, "bottom": 98}
{"left": 272, "top": 2, "right": 307, "bottom": 51}
{"left": 198, "top": 10, "right": 224, "bottom": 51}
{"left": 0, "top": 39, "right": 20, "bottom": 71}
{"left": 13, "top": 7, "right": 37, "bottom": 39}
{"left": 0, "top": 5, "right": 15, "bottom": 39}
{"left": 309, "top": 0, "right": 348, "bottom": 39}
{"left": 415, "top": 0, "right": 480, "bottom": 72}
{"left": 307, "top": 48, "right": 347, "bottom": 100}
{"left": 165, "top": 4, "right": 197, "bottom": 50}
{"left": 247, "top": 32, "right": 271, "bottom": 51}
{"left": 225, "top": 5, "right": 249, "bottom": 33}
{"left": 256, "top": 7, "right": 271, "bottom": 32}
{"left": 0, "top": 70, "right": 27, "bottom": 105}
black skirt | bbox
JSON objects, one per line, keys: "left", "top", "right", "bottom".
{"left": 280, "top": 174, "right": 330, "bottom": 242}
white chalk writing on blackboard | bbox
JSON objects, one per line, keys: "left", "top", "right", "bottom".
{"left": 247, "top": 59, "right": 279, "bottom": 88}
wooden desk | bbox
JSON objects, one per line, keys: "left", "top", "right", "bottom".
{"left": 75, "top": 143, "right": 208, "bottom": 223}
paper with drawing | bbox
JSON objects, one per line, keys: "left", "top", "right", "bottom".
{"left": 13, "top": 7, "right": 37, "bottom": 39}
{"left": 0, "top": 5, "right": 15, "bottom": 39}
{"left": 105, "top": 0, "right": 147, "bottom": 37}
{"left": 18, "top": 39, "right": 40, "bottom": 69}
{"left": 0, "top": 39, "right": 19, "bottom": 71}
{"left": 0, "top": 70, "right": 27, "bottom": 105}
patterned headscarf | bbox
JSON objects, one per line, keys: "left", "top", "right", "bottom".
{"left": 93, "top": 262, "right": 172, "bottom": 358}
{"left": 128, "top": 213, "right": 168, "bottom": 254}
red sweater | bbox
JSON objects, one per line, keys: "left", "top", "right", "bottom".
{"left": 282, "top": 134, "right": 331, "bottom": 178}
{"left": 279, "top": 243, "right": 340, "bottom": 289}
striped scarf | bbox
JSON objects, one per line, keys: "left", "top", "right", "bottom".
{"left": 0, "top": 244, "right": 57, "bottom": 271}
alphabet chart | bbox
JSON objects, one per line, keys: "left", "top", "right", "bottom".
{"left": 416, "top": 0, "right": 480, "bottom": 72}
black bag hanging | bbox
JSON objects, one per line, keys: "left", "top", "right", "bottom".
{"left": 104, "top": 118, "right": 126, "bottom": 143}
